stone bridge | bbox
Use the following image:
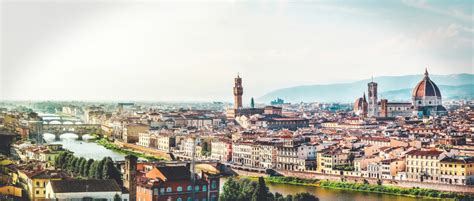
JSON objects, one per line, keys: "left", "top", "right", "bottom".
{"left": 42, "top": 124, "right": 102, "bottom": 140}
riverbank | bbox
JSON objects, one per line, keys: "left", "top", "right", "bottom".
{"left": 96, "top": 138, "right": 168, "bottom": 161}
{"left": 237, "top": 176, "right": 472, "bottom": 200}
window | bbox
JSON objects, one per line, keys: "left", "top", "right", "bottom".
{"left": 167, "top": 187, "right": 172, "bottom": 192}
{"left": 177, "top": 186, "right": 183, "bottom": 192}
{"left": 211, "top": 180, "right": 217, "bottom": 189}
{"left": 160, "top": 188, "right": 165, "bottom": 194}
{"left": 153, "top": 188, "right": 159, "bottom": 196}
{"left": 195, "top": 185, "right": 200, "bottom": 191}
{"left": 187, "top": 198, "right": 192, "bottom": 201}
{"left": 36, "top": 181, "right": 40, "bottom": 187}
{"left": 202, "top": 185, "right": 207, "bottom": 192}
{"left": 202, "top": 199, "right": 207, "bottom": 201}
{"left": 36, "top": 190, "right": 39, "bottom": 194}
{"left": 177, "top": 198, "right": 183, "bottom": 201}
{"left": 187, "top": 185, "right": 192, "bottom": 191}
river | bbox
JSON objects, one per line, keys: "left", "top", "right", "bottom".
{"left": 44, "top": 134, "right": 436, "bottom": 201}
{"left": 43, "top": 133, "right": 125, "bottom": 161}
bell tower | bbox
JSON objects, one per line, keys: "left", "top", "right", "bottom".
{"left": 124, "top": 155, "right": 137, "bottom": 201}
{"left": 368, "top": 77, "right": 378, "bottom": 117}
{"left": 233, "top": 74, "right": 243, "bottom": 109}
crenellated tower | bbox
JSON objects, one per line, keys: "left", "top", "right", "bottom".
{"left": 233, "top": 74, "right": 243, "bottom": 109}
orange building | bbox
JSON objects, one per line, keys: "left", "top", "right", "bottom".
{"left": 136, "top": 165, "right": 220, "bottom": 201}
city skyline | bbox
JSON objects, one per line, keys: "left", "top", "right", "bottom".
{"left": 1, "top": 0, "right": 472, "bottom": 101}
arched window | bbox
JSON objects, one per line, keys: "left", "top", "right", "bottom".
{"left": 177, "top": 198, "right": 182, "bottom": 201}
{"left": 195, "top": 185, "right": 200, "bottom": 191}
{"left": 166, "top": 187, "right": 172, "bottom": 192}
{"left": 177, "top": 186, "right": 183, "bottom": 192}
{"left": 187, "top": 185, "right": 192, "bottom": 191}
{"left": 187, "top": 197, "right": 192, "bottom": 201}
{"left": 202, "top": 185, "right": 207, "bottom": 192}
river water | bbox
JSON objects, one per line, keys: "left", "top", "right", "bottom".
{"left": 43, "top": 133, "right": 124, "bottom": 161}
{"left": 44, "top": 134, "right": 435, "bottom": 201}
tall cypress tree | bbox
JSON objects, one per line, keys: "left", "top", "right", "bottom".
{"left": 83, "top": 159, "right": 94, "bottom": 177}
{"left": 252, "top": 177, "right": 270, "bottom": 201}
{"left": 77, "top": 157, "right": 87, "bottom": 175}
{"left": 89, "top": 161, "right": 99, "bottom": 178}
{"left": 95, "top": 158, "right": 106, "bottom": 179}
{"left": 102, "top": 157, "right": 122, "bottom": 186}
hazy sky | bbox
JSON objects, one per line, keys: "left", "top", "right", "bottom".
{"left": 1, "top": 0, "right": 472, "bottom": 102}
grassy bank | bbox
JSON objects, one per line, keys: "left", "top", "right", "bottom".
{"left": 96, "top": 138, "right": 167, "bottom": 161}
{"left": 319, "top": 180, "right": 473, "bottom": 200}
{"left": 239, "top": 176, "right": 319, "bottom": 186}
{"left": 266, "top": 176, "right": 319, "bottom": 186}
{"left": 241, "top": 176, "right": 472, "bottom": 200}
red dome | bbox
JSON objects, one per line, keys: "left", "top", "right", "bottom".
{"left": 412, "top": 69, "right": 441, "bottom": 98}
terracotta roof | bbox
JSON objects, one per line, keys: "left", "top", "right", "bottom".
{"left": 406, "top": 149, "right": 443, "bottom": 157}
{"left": 412, "top": 69, "right": 442, "bottom": 98}
{"left": 50, "top": 179, "right": 121, "bottom": 193}
{"left": 156, "top": 166, "right": 191, "bottom": 181}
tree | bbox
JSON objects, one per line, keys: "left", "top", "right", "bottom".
{"left": 113, "top": 193, "right": 122, "bottom": 201}
{"left": 103, "top": 157, "right": 123, "bottom": 186}
{"left": 61, "top": 152, "right": 74, "bottom": 170}
{"left": 89, "top": 161, "right": 99, "bottom": 178}
{"left": 201, "top": 141, "right": 211, "bottom": 156}
{"left": 252, "top": 177, "right": 270, "bottom": 201}
{"left": 94, "top": 158, "right": 106, "bottom": 179}
{"left": 55, "top": 152, "right": 67, "bottom": 168}
{"left": 377, "top": 179, "right": 383, "bottom": 185}
{"left": 83, "top": 159, "right": 94, "bottom": 177}
{"left": 250, "top": 97, "right": 255, "bottom": 108}
{"left": 67, "top": 156, "right": 79, "bottom": 173}
{"left": 275, "top": 192, "right": 284, "bottom": 201}
{"left": 293, "top": 192, "right": 319, "bottom": 201}
{"left": 76, "top": 157, "right": 86, "bottom": 175}
{"left": 220, "top": 177, "right": 241, "bottom": 201}
{"left": 238, "top": 179, "right": 256, "bottom": 201}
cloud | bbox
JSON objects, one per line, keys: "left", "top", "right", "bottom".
{"left": 401, "top": 0, "right": 472, "bottom": 21}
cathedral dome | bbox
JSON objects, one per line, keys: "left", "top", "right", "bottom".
{"left": 412, "top": 69, "right": 441, "bottom": 99}
{"left": 353, "top": 93, "right": 367, "bottom": 115}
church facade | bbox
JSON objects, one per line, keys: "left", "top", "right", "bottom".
{"left": 354, "top": 69, "right": 447, "bottom": 118}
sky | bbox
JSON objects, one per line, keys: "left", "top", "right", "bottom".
{"left": 0, "top": 0, "right": 472, "bottom": 102}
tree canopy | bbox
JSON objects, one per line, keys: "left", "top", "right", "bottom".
{"left": 221, "top": 177, "right": 319, "bottom": 201}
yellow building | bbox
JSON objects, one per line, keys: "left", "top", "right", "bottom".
{"left": 0, "top": 186, "right": 22, "bottom": 198}
{"left": 439, "top": 156, "right": 474, "bottom": 185}
{"left": 16, "top": 169, "right": 67, "bottom": 200}
{"left": 405, "top": 149, "right": 444, "bottom": 183}
{"left": 317, "top": 149, "right": 350, "bottom": 174}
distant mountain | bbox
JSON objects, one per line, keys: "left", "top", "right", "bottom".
{"left": 381, "top": 84, "right": 474, "bottom": 101}
{"left": 258, "top": 73, "right": 474, "bottom": 103}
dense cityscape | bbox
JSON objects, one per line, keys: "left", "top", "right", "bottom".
{"left": 1, "top": 0, "right": 473, "bottom": 200}
{"left": 0, "top": 70, "right": 473, "bottom": 201}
